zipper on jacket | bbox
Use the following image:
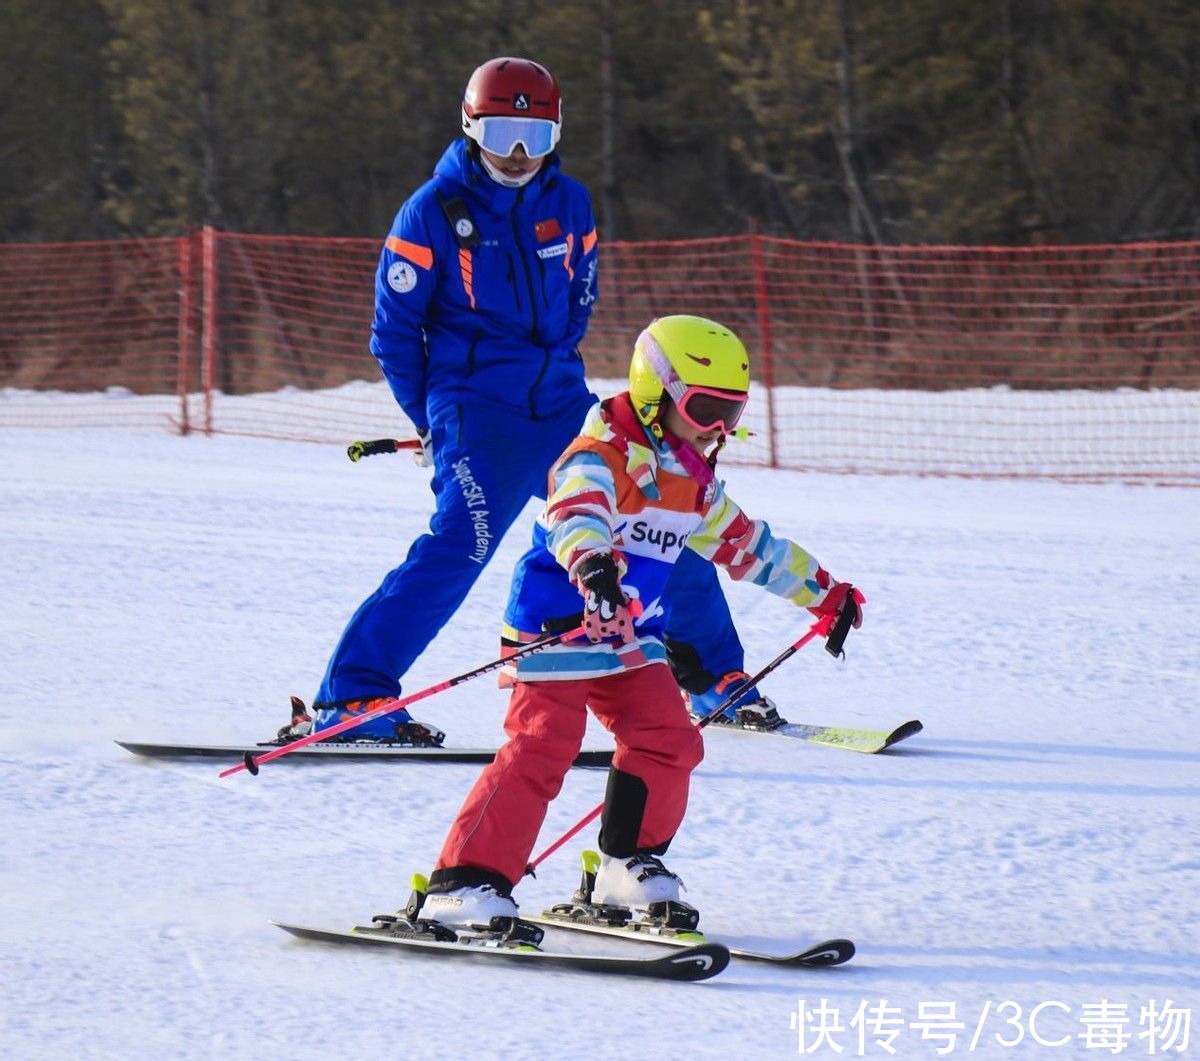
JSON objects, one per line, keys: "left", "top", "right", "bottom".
{"left": 511, "top": 186, "right": 546, "bottom": 418}
{"left": 507, "top": 259, "right": 522, "bottom": 312}
{"left": 510, "top": 188, "right": 539, "bottom": 342}
{"left": 465, "top": 335, "right": 479, "bottom": 376}
{"left": 528, "top": 348, "right": 550, "bottom": 420}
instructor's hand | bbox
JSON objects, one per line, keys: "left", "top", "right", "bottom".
{"left": 412, "top": 428, "right": 434, "bottom": 468}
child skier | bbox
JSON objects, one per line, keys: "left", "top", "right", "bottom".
{"left": 418, "top": 314, "right": 865, "bottom": 930}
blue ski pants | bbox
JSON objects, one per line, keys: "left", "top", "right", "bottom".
{"left": 315, "top": 400, "right": 746, "bottom": 710}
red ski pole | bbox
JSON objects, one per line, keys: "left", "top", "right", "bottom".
{"left": 219, "top": 626, "right": 583, "bottom": 780}
{"left": 524, "top": 611, "right": 839, "bottom": 875}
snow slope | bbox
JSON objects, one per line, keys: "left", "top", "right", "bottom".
{"left": 1, "top": 425, "right": 1197, "bottom": 1059}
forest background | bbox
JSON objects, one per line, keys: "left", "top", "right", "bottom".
{"left": 4, "top": 0, "right": 1200, "bottom": 247}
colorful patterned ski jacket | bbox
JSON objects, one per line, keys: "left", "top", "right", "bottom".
{"left": 370, "top": 138, "right": 599, "bottom": 432}
{"left": 501, "top": 394, "right": 832, "bottom": 681}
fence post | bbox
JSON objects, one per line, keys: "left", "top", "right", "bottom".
{"left": 750, "top": 231, "right": 779, "bottom": 468}
{"left": 200, "top": 225, "right": 217, "bottom": 436}
{"left": 175, "top": 234, "right": 193, "bottom": 435}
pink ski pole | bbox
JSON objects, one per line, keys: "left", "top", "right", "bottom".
{"left": 524, "top": 611, "right": 838, "bottom": 875}
{"left": 219, "top": 625, "right": 583, "bottom": 779}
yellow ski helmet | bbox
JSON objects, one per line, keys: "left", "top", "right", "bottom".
{"left": 628, "top": 315, "right": 750, "bottom": 431}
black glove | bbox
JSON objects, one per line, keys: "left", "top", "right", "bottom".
{"left": 574, "top": 553, "right": 636, "bottom": 644}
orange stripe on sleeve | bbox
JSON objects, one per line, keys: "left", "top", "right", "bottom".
{"left": 385, "top": 235, "right": 434, "bottom": 270}
{"left": 458, "top": 248, "right": 476, "bottom": 309}
{"left": 582, "top": 229, "right": 598, "bottom": 254}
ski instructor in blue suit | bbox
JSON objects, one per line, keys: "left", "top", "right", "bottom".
{"left": 279, "top": 57, "right": 776, "bottom": 746}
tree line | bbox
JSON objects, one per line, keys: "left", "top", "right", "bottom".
{"left": 3, "top": 0, "right": 1199, "bottom": 246}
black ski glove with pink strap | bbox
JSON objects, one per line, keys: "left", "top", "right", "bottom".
{"left": 574, "top": 553, "right": 638, "bottom": 645}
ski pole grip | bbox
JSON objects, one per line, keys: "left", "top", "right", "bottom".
{"left": 346, "top": 438, "right": 421, "bottom": 462}
{"left": 825, "top": 590, "right": 859, "bottom": 659}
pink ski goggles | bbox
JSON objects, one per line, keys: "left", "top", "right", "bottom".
{"left": 668, "top": 383, "right": 748, "bottom": 434}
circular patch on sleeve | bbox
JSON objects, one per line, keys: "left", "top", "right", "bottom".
{"left": 387, "top": 260, "right": 418, "bottom": 294}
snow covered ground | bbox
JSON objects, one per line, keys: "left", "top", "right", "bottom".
{"left": 2, "top": 423, "right": 1197, "bottom": 1059}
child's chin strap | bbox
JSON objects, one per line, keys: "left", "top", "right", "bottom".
{"left": 707, "top": 432, "right": 727, "bottom": 469}
{"left": 645, "top": 396, "right": 728, "bottom": 471}
{"left": 654, "top": 415, "right": 726, "bottom": 471}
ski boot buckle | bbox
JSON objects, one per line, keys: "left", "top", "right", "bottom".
{"left": 488, "top": 917, "right": 545, "bottom": 947}
{"left": 645, "top": 900, "right": 701, "bottom": 931}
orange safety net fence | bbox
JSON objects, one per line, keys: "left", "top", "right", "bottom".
{"left": 1, "top": 229, "right": 1196, "bottom": 482}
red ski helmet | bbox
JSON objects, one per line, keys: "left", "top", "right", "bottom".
{"left": 461, "top": 57, "right": 562, "bottom": 158}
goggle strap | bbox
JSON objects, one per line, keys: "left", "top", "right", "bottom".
{"left": 637, "top": 334, "right": 685, "bottom": 395}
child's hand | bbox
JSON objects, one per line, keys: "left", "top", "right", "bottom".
{"left": 807, "top": 574, "right": 866, "bottom": 629}
{"left": 575, "top": 553, "right": 638, "bottom": 644}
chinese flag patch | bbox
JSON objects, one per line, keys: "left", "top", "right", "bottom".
{"left": 534, "top": 218, "right": 562, "bottom": 242}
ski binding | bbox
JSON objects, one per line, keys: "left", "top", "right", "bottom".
{"left": 530, "top": 851, "right": 855, "bottom": 967}
{"left": 270, "top": 871, "right": 728, "bottom": 981}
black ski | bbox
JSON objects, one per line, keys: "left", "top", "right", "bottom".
{"left": 115, "top": 739, "right": 613, "bottom": 768}
{"left": 529, "top": 911, "right": 854, "bottom": 967}
{"left": 271, "top": 920, "right": 729, "bottom": 982}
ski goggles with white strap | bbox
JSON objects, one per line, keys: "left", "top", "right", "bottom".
{"left": 467, "top": 115, "right": 560, "bottom": 158}
{"left": 667, "top": 383, "right": 748, "bottom": 434}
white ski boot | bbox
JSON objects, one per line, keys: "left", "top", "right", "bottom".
{"left": 592, "top": 852, "right": 685, "bottom": 909}
{"left": 420, "top": 884, "right": 519, "bottom": 930}
{"left": 543, "top": 851, "right": 699, "bottom": 932}
{"left": 366, "top": 873, "right": 542, "bottom": 947}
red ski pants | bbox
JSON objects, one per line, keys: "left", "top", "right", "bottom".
{"left": 435, "top": 662, "right": 704, "bottom": 886}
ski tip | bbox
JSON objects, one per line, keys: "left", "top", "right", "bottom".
{"left": 669, "top": 942, "right": 731, "bottom": 981}
{"left": 796, "top": 938, "right": 856, "bottom": 966}
{"left": 884, "top": 719, "right": 924, "bottom": 748}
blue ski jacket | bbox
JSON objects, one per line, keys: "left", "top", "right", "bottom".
{"left": 370, "top": 139, "right": 599, "bottom": 433}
